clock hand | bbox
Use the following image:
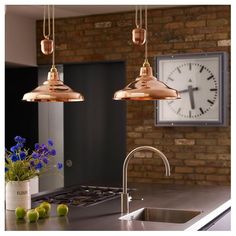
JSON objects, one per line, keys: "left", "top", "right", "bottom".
{"left": 179, "top": 87, "right": 198, "bottom": 93}
{"left": 188, "top": 85, "right": 195, "bottom": 109}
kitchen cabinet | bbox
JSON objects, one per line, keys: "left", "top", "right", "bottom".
{"left": 64, "top": 61, "right": 126, "bottom": 187}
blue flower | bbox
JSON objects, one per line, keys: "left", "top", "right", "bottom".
{"left": 14, "top": 136, "right": 21, "bottom": 143}
{"left": 43, "top": 157, "right": 48, "bottom": 164}
{"left": 34, "top": 143, "right": 40, "bottom": 150}
{"left": 21, "top": 138, "right": 26, "bottom": 143}
{"left": 57, "top": 162, "right": 63, "bottom": 170}
{"left": 14, "top": 136, "right": 26, "bottom": 143}
{"left": 50, "top": 149, "right": 56, "bottom": 156}
{"left": 35, "top": 162, "right": 43, "bottom": 170}
{"left": 10, "top": 145, "right": 17, "bottom": 152}
{"left": 19, "top": 151, "right": 26, "bottom": 160}
{"left": 11, "top": 154, "right": 19, "bottom": 162}
{"left": 48, "top": 139, "right": 53, "bottom": 146}
{"left": 5, "top": 167, "right": 9, "bottom": 172}
{"left": 16, "top": 143, "right": 24, "bottom": 149}
{"left": 32, "top": 152, "right": 39, "bottom": 159}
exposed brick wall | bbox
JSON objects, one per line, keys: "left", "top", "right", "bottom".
{"left": 36, "top": 5, "right": 231, "bottom": 185}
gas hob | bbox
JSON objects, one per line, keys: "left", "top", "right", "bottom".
{"left": 32, "top": 185, "right": 123, "bottom": 207}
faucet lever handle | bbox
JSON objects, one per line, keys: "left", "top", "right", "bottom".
{"left": 130, "top": 196, "right": 144, "bottom": 201}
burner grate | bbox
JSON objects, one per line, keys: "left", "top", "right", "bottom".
{"left": 32, "top": 185, "right": 123, "bottom": 207}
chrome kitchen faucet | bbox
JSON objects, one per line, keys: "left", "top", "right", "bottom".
{"left": 121, "top": 146, "right": 171, "bottom": 214}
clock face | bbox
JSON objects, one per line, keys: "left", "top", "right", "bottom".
{"left": 166, "top": 63, "right": 218, "bottom": 118}
{"left": 157, "top": 55, "right": 221, "bottom": 123}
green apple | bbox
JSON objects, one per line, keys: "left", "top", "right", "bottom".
{"left": 15, "top": 207, "right": 26, "bottom": 219}
{"left": 57, "top": 204, "right": 69, "bottom": 216}
{"left": 35, "top": 206, "right": 46, "bottom": 219}
{"left": 26, "top": 209, "right": 39, "bottom": 222}
{"left": 39, "top": 202, "right": 51, "bottom": 216}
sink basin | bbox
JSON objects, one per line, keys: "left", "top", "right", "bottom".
{"left": 119, "top": 207, "right": 202, "bottom": 223}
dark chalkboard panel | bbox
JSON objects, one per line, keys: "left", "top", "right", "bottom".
{"left": 64, "top": 62, "right": 126, "bottom": 187}
{"left": 5, "top": 67, "right": 38, "bottom": 149}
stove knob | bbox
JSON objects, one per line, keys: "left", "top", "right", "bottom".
{"left": 66, "top": 159, "right": 73, "bottom": 167}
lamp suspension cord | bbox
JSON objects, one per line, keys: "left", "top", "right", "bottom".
{"left": 52, "top": 5, "right": 55, "bottom": 68}
{"left": 43, "top": 5, "right": 51, "bottom": 39}
{"left": 145, "top": 5, "right": 148, "bottom": 61}
{"left": 135, "top": 5, "right": 143, "bottom": 28}
{"left": 135, "top": 5, "right": 138, "bottom": 27}
{"left": 140, "top": 5, "right": 142, "bottom": 28}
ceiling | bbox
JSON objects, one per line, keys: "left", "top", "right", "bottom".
{"left": 6, "top": 5, "right": 176, "bottom": 20}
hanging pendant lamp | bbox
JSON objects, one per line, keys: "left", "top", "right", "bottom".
{"left": 23, "top": 5, "right": 84, "bottom": 102}
{"left": 113, "top": 6, "right": 180, "bottom": 101}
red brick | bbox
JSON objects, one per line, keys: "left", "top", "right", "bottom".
{"left": 164, "top": 22, "right": 184, "bottom": 29}
{"left": 206, "top": 33, "right": 228, "bottom": 40}
{"left": 184, "top": 160, "right": 205, "bottom": 166}
{"left": 185, "top": 34, "right": 205, "bottom": 42}
{"left": 185, "top": 20, "right": 206, "bottom": 28}
{"left": 207, "top": 18, "right": 229, "bottom": 27}
{"left": 175, "top": 167, "right": 194, "bottom": 173}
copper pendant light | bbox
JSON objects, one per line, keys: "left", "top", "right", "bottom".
{"left": 23, "top": 5, "right": 84, "bottom": 102}
{"left": 114, "top": 6, "right": 180, "bottom": 101}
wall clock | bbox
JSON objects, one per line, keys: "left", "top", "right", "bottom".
{"left": 155, "top": 52, "right": 228, "bottom": 126}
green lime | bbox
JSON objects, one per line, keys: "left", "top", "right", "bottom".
{"left": 39, "top": 202, "right": 51, "bottom": 216}
{"left": 15, "top": 207, "right": 26, "bottom": 219}
{"left": 57, "top": 204, "right": 69, "bottom": 216}
{"left": 26, "top": 209, "right": 39, "bottom": 222}
{"left": 35, "top": 206, "right": 46, "bottom": 219}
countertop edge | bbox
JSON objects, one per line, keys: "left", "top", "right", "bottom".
{"left": 185, "top": 199, "right": 231, "bottom": 231}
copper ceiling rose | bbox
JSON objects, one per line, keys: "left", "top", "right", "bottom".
{"left": 23, "top": 5, "right": 84, "bottom": 102}
{"left": 114, "top": 6, "right": 180, "bottom": 101}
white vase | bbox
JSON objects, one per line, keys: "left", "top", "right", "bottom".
{"left": 5, "top": 180, "right": 31, "bottom": 211}
{"left": 29, "top": 175, "right": 39, "bottom": 195}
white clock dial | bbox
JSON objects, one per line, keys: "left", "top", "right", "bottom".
{"left": 165, "top": 63, "right": 218, "bottom": 118}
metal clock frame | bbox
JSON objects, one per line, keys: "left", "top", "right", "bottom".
{"left": 154, "top": 52, "right": 228, "bottom": 127}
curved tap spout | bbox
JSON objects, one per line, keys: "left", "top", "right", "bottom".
{"left": 121, "top": 146, "right": 171, "bottom": 213}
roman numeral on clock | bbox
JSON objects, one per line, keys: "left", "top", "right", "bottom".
{"left": 177, "top": 67, "right": 181, "bottom": 73}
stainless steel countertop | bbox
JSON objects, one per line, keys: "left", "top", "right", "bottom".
{"left": 5, "top": 183, "right": 231, "bottom": 231}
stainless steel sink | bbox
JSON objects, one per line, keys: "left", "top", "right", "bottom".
{"left": 119, "top": 207, "right": 202, "bottom": 223}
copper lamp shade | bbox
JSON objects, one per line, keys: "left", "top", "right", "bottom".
{"left": 113, "top": 60, "right": 180, "bottom": 101}
{"left": 23, "top": 67, "right": 84, "bottom": 102}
